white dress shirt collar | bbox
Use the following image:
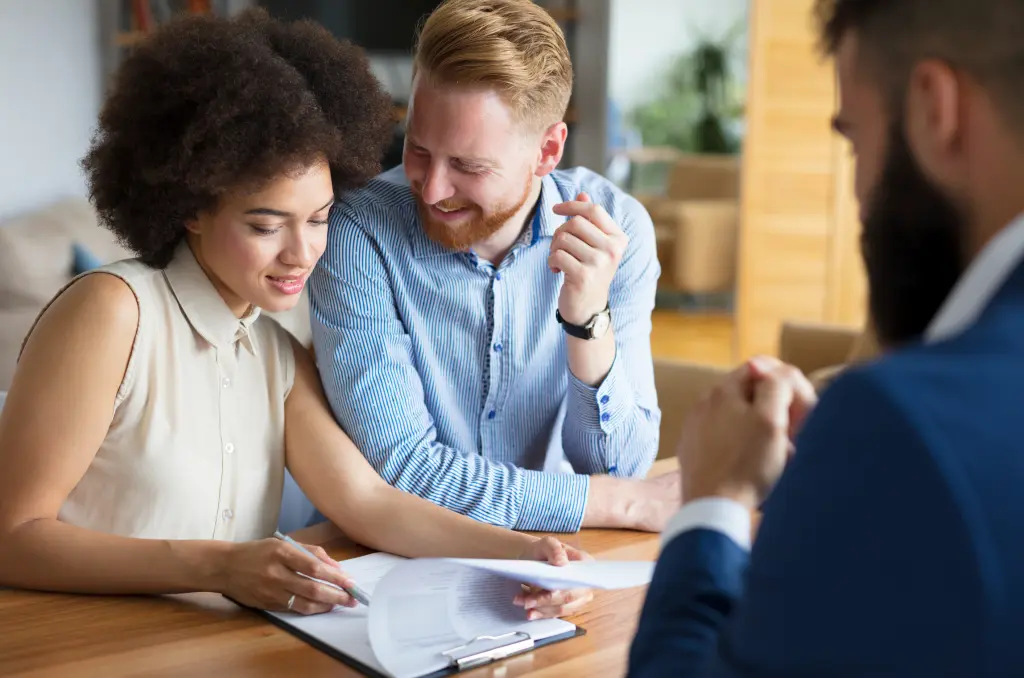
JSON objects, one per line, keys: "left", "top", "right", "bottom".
{"left": 926, "top": 212, "right": 1024, "bottom": 343}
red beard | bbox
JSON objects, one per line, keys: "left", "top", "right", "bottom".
{"left": 416, "top": 175, "right": 533, "bottom": 251}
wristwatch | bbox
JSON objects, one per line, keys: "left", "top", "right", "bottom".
{"left": 556, "top": 304, "right": 612, "bottom": 340}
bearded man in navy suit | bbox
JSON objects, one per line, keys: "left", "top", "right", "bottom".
{"left": 629, "top": 0, "right": 1024, "bottom": 676}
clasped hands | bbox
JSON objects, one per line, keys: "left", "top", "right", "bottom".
{"left": 677, "top": 356, "right": 819, "bottom": 511}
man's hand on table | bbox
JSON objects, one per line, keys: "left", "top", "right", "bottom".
{"left": 582, "top": 469, "right": 681, "bottom": 532}
{"left": 677, "top": 356, "right": 818, "bottom": 511}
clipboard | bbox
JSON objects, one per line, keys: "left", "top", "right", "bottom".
{"left": 437, "top": 628, "right": 586, "bottom": 674}
{"left": 250, "top": 605, "right": 586, "bottom": 678}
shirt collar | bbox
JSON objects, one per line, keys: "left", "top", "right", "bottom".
{"left": 410, "top": 174, "right": 565, "bottom": 259}
{"left": 163, "top": 240, "right": 261, "bottom": 355}
{"left": 925, "top": 212, "right": 1024, "bottom": 343}
{"left": 531, "top": 173, "right": 565, "bottom": 242}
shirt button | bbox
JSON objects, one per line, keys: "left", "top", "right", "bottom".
{"left": 493, "top": 343, "right": 502, "bottom": 352}
{"left": 601, "top": 413, "right": 611, "bottom": 422}
{"left": 600, "top": 395, "right": 609, "bottom": 404}
{"left": 222, "top": 377, "right": 231, "bottom": 388}
{"left": 488, "top": 410, "right": 496, "bottom": 420}
{"left": 224, "top": 443, "right": 235, "bottom": 454}
{"left": 222, "top": 509, "right": 233, "bottom": 521}
{"left": 495, "top": 273, "right": 502, "bottom": 281}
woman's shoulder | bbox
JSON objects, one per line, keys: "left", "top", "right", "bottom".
{"left": 17, "top": 265, "right": 143, "bottom": 393}
{"left": 53, "top": 271, "right": 139, "bottom": 327}
{"left": 17, "top": 260, "right": 153, "bottom": 371}
{"left": 90, "top": 258, "right": 164, "bottom": 293}
{"left": 48, "top": 259, "right": 160, "bottom": 330}
{"left": 40, "top": 258, "right": 162, "bottom": 314}
{"left": 34, "top": 263, "right": 147, "bottom": 336}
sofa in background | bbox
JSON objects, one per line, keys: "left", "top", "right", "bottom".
{"left": 633, "top": 152, "right": 741, "bottom": 296}
{"left": 653, "top": 320, "right": 871, "bottom": 460}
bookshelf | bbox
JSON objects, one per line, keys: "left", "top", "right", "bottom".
{"left": 112, "top": 0, "right": 227, "bottom": 57}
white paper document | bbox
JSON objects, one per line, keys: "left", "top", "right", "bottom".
{"left": 444, "top": 558, "right": 655, "bottom": 591}
{"left": 265, "top": 553, "right": 653, "bottom": 678}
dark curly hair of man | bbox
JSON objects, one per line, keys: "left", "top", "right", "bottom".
{"left": 82, "top": 8, "right": 395, "bottom": 268}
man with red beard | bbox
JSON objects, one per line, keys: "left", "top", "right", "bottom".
{"left": 306, "top": 0, "right": 679, "bottom": 533}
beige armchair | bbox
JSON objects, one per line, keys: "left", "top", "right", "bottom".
{"left": 650, "top": 200, "right": 738, "bottom": 294}
{"left": 634, "top": 152, "right": 741, "bottom": 295}
{"left": 653, "top": 359, "right": 730, "bottom": 460}
{"left": 653, "top": 319, "right": 879, "bottom": 459}
{"left": 780, "top": 319, "right": 880, "bottom": 391}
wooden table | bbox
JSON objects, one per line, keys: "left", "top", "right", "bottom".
{"left": 0, "top": 460, "right": 676, "bottom": 677}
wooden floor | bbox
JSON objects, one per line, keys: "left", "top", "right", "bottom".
{"left": 650, "top": 309, "right": 735, "bottom": 367}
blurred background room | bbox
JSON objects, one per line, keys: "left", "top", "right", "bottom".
{"left": 0, "top": 0, "right": 870, "bottom": 400}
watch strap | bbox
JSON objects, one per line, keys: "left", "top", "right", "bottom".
{"left": 556, "top": 304, "right": 610, "bottom": 340}
{"left": 556, "top": 309, "right": 593, "bottom": 339}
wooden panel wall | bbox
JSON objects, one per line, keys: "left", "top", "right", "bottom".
{"left": 826, "top": 151, "right": 868, "bottom": 326}
{"left": 735, "top": 0, "right": 867, "bottom": 359}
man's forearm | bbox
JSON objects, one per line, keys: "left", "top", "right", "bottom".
{"left": 582, "top": 475, "right": 639, "bottom": 527}
{"left": 582, "top": 473, "right": 680, "bottom": 532}
{"left": 566, "top": 329, "right": 616, "bottom": 387}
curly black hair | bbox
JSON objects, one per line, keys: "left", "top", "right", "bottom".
{"left": 82, "top": 8, "right": 394, "bottom": 268}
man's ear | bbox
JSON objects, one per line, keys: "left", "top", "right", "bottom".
{"left": 535, "top": 121, "right": 567, "bottom": 177}
{"left": 904, "top": 59, "right": 965, "bottom": 187}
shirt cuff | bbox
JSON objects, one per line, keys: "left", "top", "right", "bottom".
{"left": 513, "top": 470, "right": 590, "bottom": 533}
{"left": 661, "top": 498, "right": 752, "bottom": 551}
{"left": 567, "top": 350, "right": 633, "bottom": 439}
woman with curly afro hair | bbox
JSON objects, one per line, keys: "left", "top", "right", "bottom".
{"left": 0, "top": 9, "right": 592, "bottom": 618}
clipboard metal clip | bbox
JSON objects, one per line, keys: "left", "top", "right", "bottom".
{"left": 441, "top": 631, "right": 534, "bottom": 671}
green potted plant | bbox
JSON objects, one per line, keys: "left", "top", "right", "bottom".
{"left": 630, "top": 22, "right": 746, "bottom": 155}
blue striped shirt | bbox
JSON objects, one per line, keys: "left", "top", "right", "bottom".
{"left": 308, "top": 165, "right": 661, "bottom": 532}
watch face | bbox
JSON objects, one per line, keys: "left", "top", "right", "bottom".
{"left": 589, "top": 311, "right": 611, "bottom": 338}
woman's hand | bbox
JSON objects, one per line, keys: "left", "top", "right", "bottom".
{"left": 215, "top": 539, "right": 357, "bottom": 614}
{"left": 513, "top": 536, "right": 594, "bottom": 620}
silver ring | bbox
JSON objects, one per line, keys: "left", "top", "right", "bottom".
{"left": 286, "top": 594, "right": 296, "bottom": 610}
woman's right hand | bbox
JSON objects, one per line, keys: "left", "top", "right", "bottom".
{"left": 215, "top": 538, "right": 357, "bottom": 614}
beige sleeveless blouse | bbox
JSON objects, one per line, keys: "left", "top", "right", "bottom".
{"left": 34, "top": 242, "right": 296, "bottom": 542}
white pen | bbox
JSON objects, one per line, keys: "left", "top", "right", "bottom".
{"left": 273, "top": 531, "right": 372, "bottom": 606}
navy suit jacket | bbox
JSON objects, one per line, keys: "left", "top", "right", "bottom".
{"left": 629, "top": 263, "right": 1024, "bottom": 677}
